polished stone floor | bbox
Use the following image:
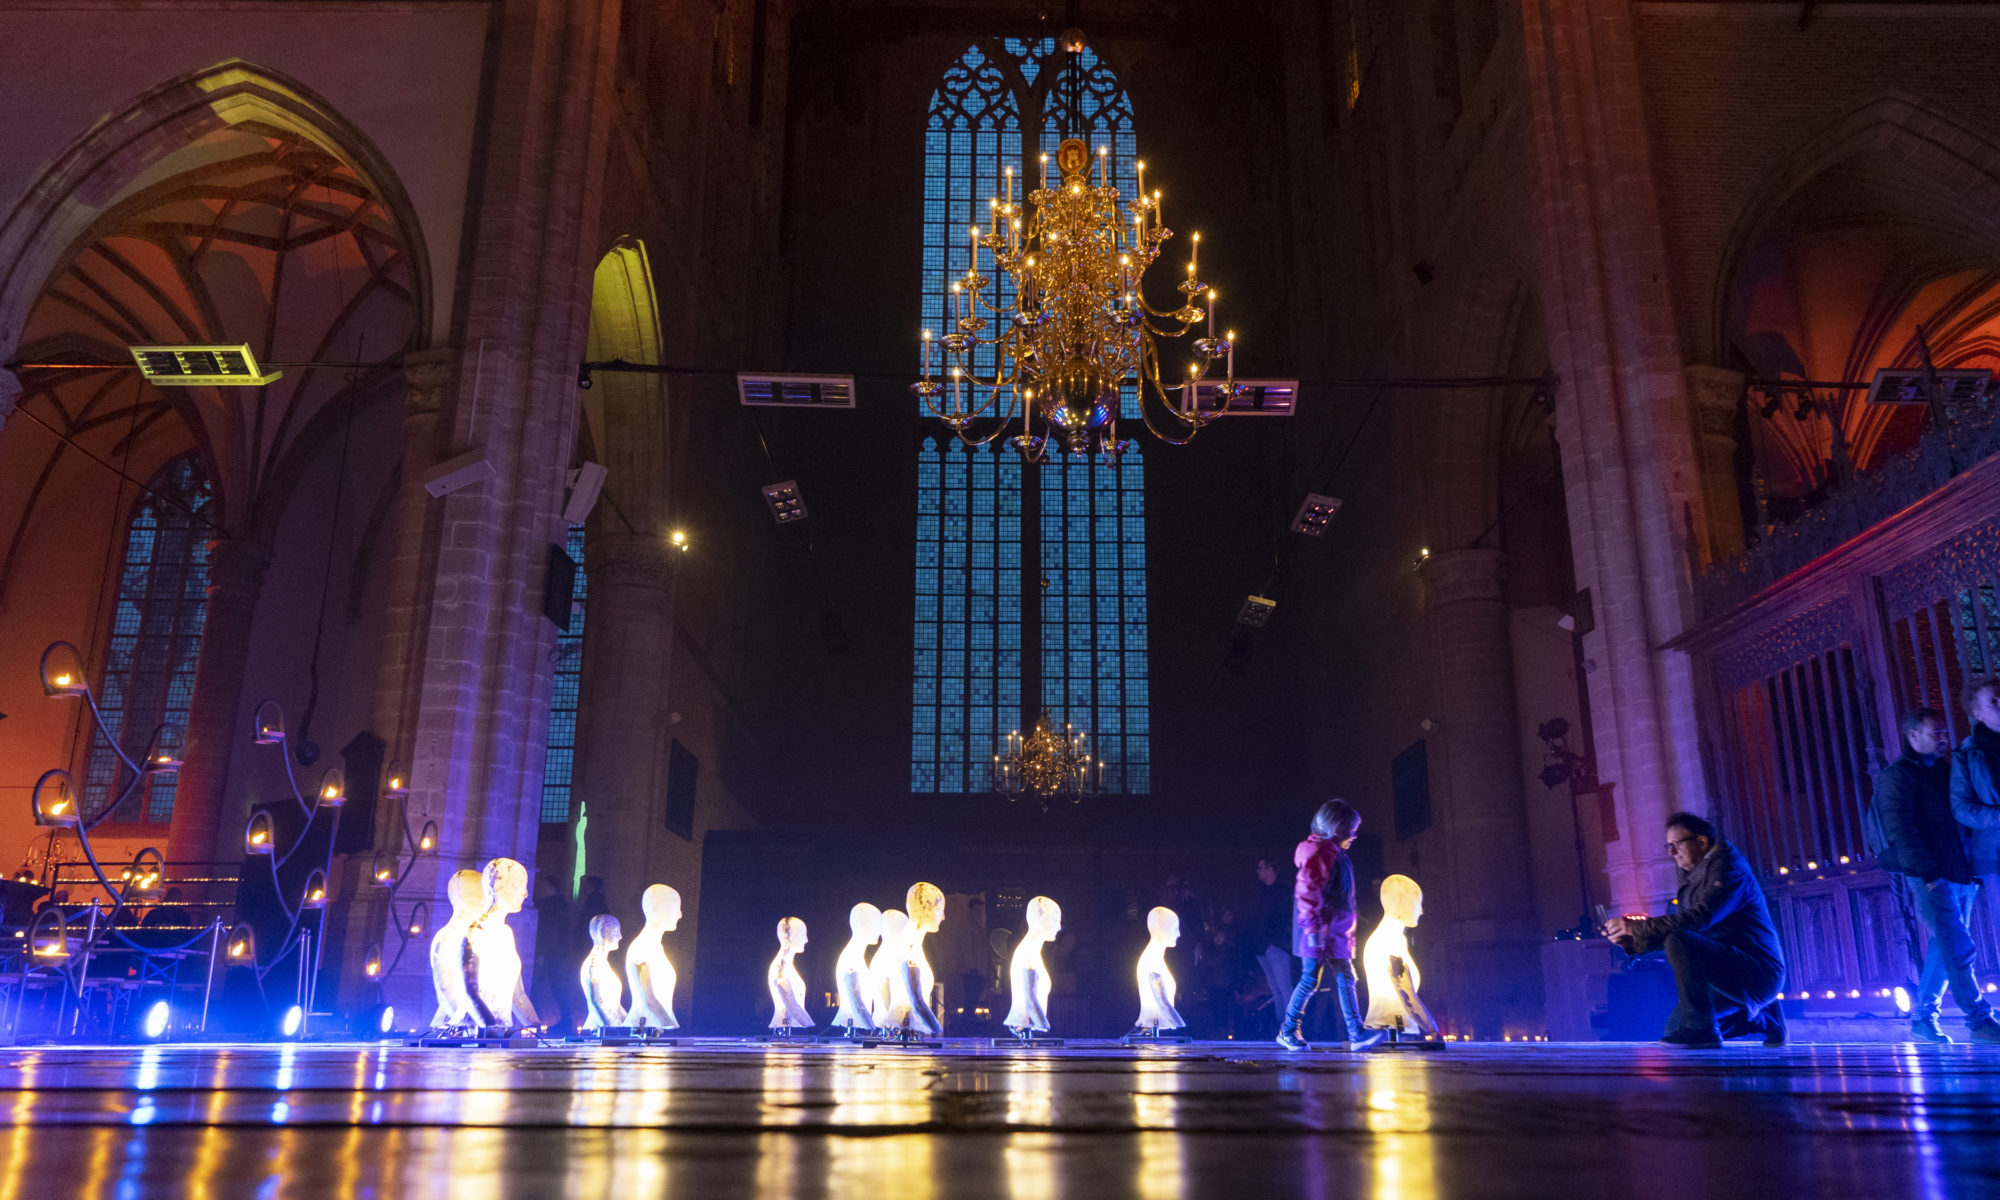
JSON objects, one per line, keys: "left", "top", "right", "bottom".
{"left": 0, "top": 1039, "right": 1996, "bottom": 1198}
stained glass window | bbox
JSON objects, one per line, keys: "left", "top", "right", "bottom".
{"left": 541, "top": 525, "right": 588, "bottom": 824}
{"left": 85, "top": 454, "right": 211, "bottom": 825}
{"left": 915, "top": 39, "right": 1149, "bottom": 794}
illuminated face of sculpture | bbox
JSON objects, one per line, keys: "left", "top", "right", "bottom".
{"left": 642, "top": 883, "right": 682, "bottom": 930}
{"left": 1146, "top": 906, "right": 1180, "bottom": 946}
{"left": 880, "top": 908, "right": 910, "bottom": 949}
{"left": 445, "top": 869, "right": 483, "bottom": 920}
{"left": 590, "top": 914, "right": 623, "bottom": 952}
{"left": 483, "top": 857, "right": 528, "bottom": 914}
{"left": 849, "top": 902, "right": 883, "bottom": 944}
{"left": 778, "top": 916, "right": 808, "bottom": 952}
{"left": 1381, "top": 874, "right": 1423, "bottom": 926}
{"left": 907, "top": 883, "right": 945, "bottom": 934}
{"left": 1025, "top": 896, "right": 1062, "bottom": 940}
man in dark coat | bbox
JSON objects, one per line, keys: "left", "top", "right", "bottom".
{"left": 1875, "top": 707, "right": 2000, "bottom": 1044}
{"left": 1603, "top": 812, "right": 1786, "bottom": 1048}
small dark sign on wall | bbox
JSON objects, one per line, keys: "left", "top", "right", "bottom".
{"left": 665, "top": 739, "right": 698, "bottom": 840}
{"left": 1393, "top": 739, "right": 1432, "bottom": 840}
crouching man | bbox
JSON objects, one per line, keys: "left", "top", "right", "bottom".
{"left": 1603, "top": 812, "right": 1787, "bottom": 1048}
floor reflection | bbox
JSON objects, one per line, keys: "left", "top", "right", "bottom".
{"left": 0, "top": 1043, "right": 1997, "bottom": 1198}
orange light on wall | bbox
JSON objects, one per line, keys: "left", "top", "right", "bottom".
{"left": 364, "top": 944, "right": 384, "bottom": 978}
{"left": 382, "top": 762, "right": 410, "bottom": 799}
{"left": 147, "top": 723, "right": 185, "bottom": 771}
{"left": 301, "top": 870, "right": 328, "bottom": 910}
{"left": 32, "top": 770, "right": 79, "bottom": 827}
{"left": 371, "top": 851, "right": 397, "bottom": 886}
{"left": 315, "top": 768, "right": 346, "bottom": 807}
{"left": 40, "top": 642, "right": 88, "bottom": 697}
{"left": 252, "top": 699, "right": 285, "bottom": 745}
{"left": 416, "top": 820, "right": 439, "bottom": 854}
{"left": 245, "top": 811, "right": 275, "bottom": 854}
{"left": 227, "top": 925, "right": 256, "bottom": 960}
{"left": 406, "top": 901, "right": 430, "bottom": 939}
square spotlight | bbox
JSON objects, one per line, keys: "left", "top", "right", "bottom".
{"left": 1236, "top": 595, "right": 1276, "bottom": 627}
{"left": 129, "top": 344, "right": 282, "bottom": 387}
{"left": 1863, "top": 367, "right": 1992, "bottom": 406}
{"left": 1291, "top": 493, "right": 1342, "bottom": 536}
{"left": 737, "top": 373, "right": 855, "bottom": 408}
{"left": 1191, "top": 379, "right": 1298, "bottom": 416}
{"left": 761, "top": 480, "right": 808, "bottom": 523}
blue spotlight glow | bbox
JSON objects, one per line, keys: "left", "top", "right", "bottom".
{"left": 1894, "top": 986, "right": 1913, "bottom": 1015}
{"left": 281, "top": 1005, "right": 304, "bottom": 1039}
{"left": 379, "top": 1004, "right": 396, "bottom": 1035}
{"left": 141, "top": 1001, "right": 170, "bottom": 1041}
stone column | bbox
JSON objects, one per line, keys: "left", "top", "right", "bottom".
{"left": 167, "top": 537, "right": 271, "bottom": 865}
{"left": 1519, "top": 0, "right": 1708, "bottom": 913}
{"left": 332, "top": 349, "right": 452, "bottom": 1011}
{"left": 574, "top": 533, "right": 674, "bottom": 939}
{"left": 1683, "top": 365, "right": 1747, "bottom": 564}
{"left": 1426, "top": 547, "right": 1543, "bottom": 1037}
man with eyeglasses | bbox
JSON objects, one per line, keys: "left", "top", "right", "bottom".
{"left": 1877, "top": 705, "right": 2000, "bottom": 1044}
{"left": 1602, "top": 812, "right": 1786, "bottom": 1048}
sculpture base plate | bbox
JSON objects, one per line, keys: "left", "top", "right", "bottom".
{"left": 992, "top": 1036, "right": 1065, "bottom": 1048}
{"left": 857, "top": 1036, "right": 943, "bottom": 1048}
{"left": 408, "top": 1033, "right": 539, "bottom": 1049}
{"left": 755, "top": 1033, "right": 816, "bottom": 1044}
{"left": 567, "top": 1028, "right": 641, "bottom": 1045}
{"left": 1120, "top": 1033, "right": 1193, "bottom": 1045}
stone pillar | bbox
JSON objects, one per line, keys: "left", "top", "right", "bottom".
{"left": 1519, "top": 0, "right": 1708, "bottom": 913}
{"left": 1426, "top": 547, "right": 1543, "bottom": 1037}
{"left": 331, "top": 349, "right": 452, "bottom": 1011}
{"left": 167, "top": 537, "right": 270, "bottom": 865}
{"left": 574, "top": 533, "right": 674, "bottom": 938}
{"left": 1683, "top": 365, "right": 1747, "bottom": 564}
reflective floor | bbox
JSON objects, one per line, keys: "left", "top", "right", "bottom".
{"left": 1, "top": 1039, "right": 1997, "bottom": 1198}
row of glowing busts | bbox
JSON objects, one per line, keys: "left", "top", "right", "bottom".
{"left": 429, "top": 863, "right": 1432, "bottom": 1038}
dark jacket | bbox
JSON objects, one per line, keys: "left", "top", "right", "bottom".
{"left": 1627, "top": 840, "right": 1784, "bottom": 970}
{"left": 1949, "top": 725, "right": 2000, "bottom": 876}
{"left": 1253, "top": 878, "right": 1293, "bottom": 955}
{"left": 1873, "top": 748, "right": 1971, "bottom": 883}
{"left": 1293, "top": 834, "right": 1357, "bottom": 960}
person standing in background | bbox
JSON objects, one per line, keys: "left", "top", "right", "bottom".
{"left": 1250, "top": 856, "right": 1294, "bottom": 1035}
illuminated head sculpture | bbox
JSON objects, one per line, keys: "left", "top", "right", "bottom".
{"left": 1381, "top": 873, "right": 1423, "bottom": 927}
{"left": 1134, "top": 906, "right": 1186, "bottom": 1032}
{"left": 445, "top": 868, "right": 483, "bottom": 920}
{"left": 641, "top": 882, "right": 683, "bottom": 930}
{"left": 481, "top": 857, "right": 529, "bottom": 915}
{"left": 590, "top": 913, "right": 623, "bottom": 951}
{"left": 907, "top": 883, "right": 945, "bottom": 934}
{"left": 1025, "top": 895, "right": 1062, "bottom": 941}
{"left": 848, "top": 902, "right": 884, "bottom": 945}
{"left": 580, "top": 914, "right": 627, "bottom": 1031}
{"left": 768, "top": 916, "right": 814, "bottom": 1030}
{"left": 1362, "top": 874, "right": 1437, "bottom": 1036}
{"left": 777, "top": 916, "right": 808, "bottom": 952}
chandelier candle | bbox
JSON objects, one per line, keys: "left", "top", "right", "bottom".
{"left": 913, "top": 136, "right": 1249, "bottom": 459}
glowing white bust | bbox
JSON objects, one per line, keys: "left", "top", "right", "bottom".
{"left": 832, "top": 902, "right": 883, "bottom": 1031}
{"left": 888, "top": 882, "right": 947, "bottom": 1035}
{"left": 464, "top": 857, "right": 540, "bottom": 1029}
{"left": 768, "top": 917, "right": 814, "bottom": 1030}
{"left": 580, "top": 913, "right": 628, "bottom": 1030}
{"left": 428, "top": 868, "right": 485, "bottom": 1029}
{"left": 868, "top": 908, "right": 911, "bottom": 1029}
{"left": 1134, "top": 906, "right": 1186, "bottom": 1032}
{"left": 1363, "top": 874, "right": 1438, "bottom": 1035}
{"left": 1004, "top": 895, "right": 1062, "bottom": 1035}
{"left": 625, "top": 883, "right": 682, "bottom": 1031}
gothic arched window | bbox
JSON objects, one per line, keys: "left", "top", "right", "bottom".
{"left": 914, "top": 39, "right": 1149, "bottom": 795}
{"left": 86, "top": 454, "right": 212, "bottom": 824}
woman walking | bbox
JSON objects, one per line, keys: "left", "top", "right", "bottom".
{"left": 1277, "top": 799, "right": 1384, "bottom": 1051}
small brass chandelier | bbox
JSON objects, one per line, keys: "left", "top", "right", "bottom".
{"left": 994, "top": 709, "right": 1102, "bottom": 807}
{"left": 914, "top": 31, "right": 1244, "bottom": 462}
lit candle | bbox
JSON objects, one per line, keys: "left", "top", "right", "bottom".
{"left": 1191, "top": 232, "right": 1199, "bottom": 274}
{"left": 923, "top": 328, "right": 932, "bottom": 377}
{"left": 951, "top": 282, "right": 961, "bottom": 324}
{"left": 1135, "top": 159, "right": 1144, "bottom": 200}
{"left": 971, "top": 223, "right": 981, "bottom": 272}
{"left": 1098, "top": 145, "right": 1108, "bottom": 189}
{"left": 1226, "top": 330, "right": 1235, "bottom": 377}
{"left": 1207, "top": 288, "right": 1215, "bottom": 336}
{"left": 1005, "top": 166, "right": 1014, "bottom": 205}
{"left": 1040, "top": 153, "right": 1049, "bottom": 189}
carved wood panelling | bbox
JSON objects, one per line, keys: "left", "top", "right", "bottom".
{"left": 1713, "top": 598, "right": 1856, "bottom": 692}
{"left": 1846, "top": 879, "right": 1913, "bottom": 989}
{"left": 1778, "top": 889, "right": 1852, "bottom": 991}
{"left": 1880, "top": 519, "right": 2000, "bottom": 620}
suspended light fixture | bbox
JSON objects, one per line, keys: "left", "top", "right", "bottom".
{"left": 993, "top": 709, "right": 1102, "bottom": 808}
{"left": 915, "top": 29, "right": 1246, "bottom": 461}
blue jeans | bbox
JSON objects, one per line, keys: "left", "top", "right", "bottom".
{"left": 1282, "top": 957, "right": 1362, "bottom": 1041}
{"left": 1911, "top": 877, "right": 1995, "bottom": 1023}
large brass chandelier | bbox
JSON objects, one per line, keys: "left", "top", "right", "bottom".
{"left": 993, "top": 709, "right": 1101, "bottom": 807}
{"left": 914, "top": 39, "right": 1243, "bottom": 461}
